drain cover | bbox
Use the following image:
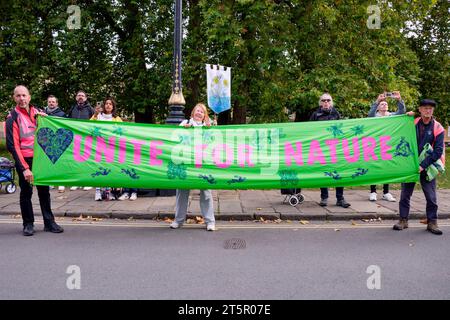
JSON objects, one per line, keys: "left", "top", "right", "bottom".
{"left": 224, "top": 238, "right": 246, "bottom": 249}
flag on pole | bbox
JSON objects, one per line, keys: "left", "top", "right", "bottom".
{"left": 206, "top": 64, "right": 231, "bottom": 114}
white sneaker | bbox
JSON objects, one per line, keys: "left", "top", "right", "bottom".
{"left": 129, "top": 192, "right": 137, "bottom": 201}
{"left": 369, "top": 192, "right": 377, "bottom": 201}
{"left": 382, "top": 193, "right": 396, "bottom": 202}
{"left": 58, "top": 186, "right": 65, "bottom": 193}
{"left": 206, "top": 223, "right": 216, "bottom": 231}
{"left": 107, "top": 192, "right": 115, "bottom": 201}
{"left": 170, "top": 221, "right": 182, "bottom": 229}
{"left": 118, "top": 193, "right": 129, "bottom": 201}
{"left": 70, "top": 186, "right": 78, "bottom": 191}
{"left": 95, "top": 190, "right": 102, "bottom": 201}
{"left": 83, "top": 187, "right": 93, "bottom": 191}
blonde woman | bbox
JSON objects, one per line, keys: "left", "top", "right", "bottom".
{"left": 170, "top": 103, "right": 217, "bottom": 231}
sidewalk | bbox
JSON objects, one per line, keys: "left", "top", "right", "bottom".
{"left": 1, "top": 188, "right": 450, "bottom": 221}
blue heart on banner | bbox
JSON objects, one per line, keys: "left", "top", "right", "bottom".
{"left": 37, "top": 128, "right": 74, "bottom": 164}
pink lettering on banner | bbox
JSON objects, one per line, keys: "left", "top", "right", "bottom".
{"left": 130, "top": 139, "right": 145, "bottom": 165}
{"left": 195, "top": 144, "right": 208, "bottom": 168}
{"left": 238, "top": 144, "right": 255, "bottom": 167}
{"left": 212, "top": 144, "right": 234, "bottom": 169}
{"left": 342, "top": 138, "right": 360, "bottom": 163}
{"left": 361, "top": 137, "right": 378, "bottom": 162}
{"left": 118, "top": 138, "right": 127, "bottom": 163}
{"left": 325, "top": 139, "right": 339, "bottom": 164}
{"left": 95, "top": 137, "right": 116, "bottom": 163}
{"left": 307, "top": 140, "right": 326, "bottom": 165}
{"left": 379, "top": 136, "right": 393, "bottom": 160}
{"left": 149, "top": 141, "right": 163, "bottom": 166}
{"left": 284, "top": 142, "right": 303, "bottom": 166}
{"left": 73, "top": 135, "right": 92, "bottom": 162}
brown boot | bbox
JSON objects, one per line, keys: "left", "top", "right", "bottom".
{"left": 393, "top": 218, "right": 408, "bottom": 230}
{"left": 427, "top": 221, "right": 443, "bottom": 235}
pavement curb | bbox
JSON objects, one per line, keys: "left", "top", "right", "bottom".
{"left": 1, "top": 210, "right": 450, "bottom": 221}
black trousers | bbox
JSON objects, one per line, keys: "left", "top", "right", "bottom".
{"left": 399, "top": 173, "right": 438, "bottom": 222}
{"left": 370, "top": 184, "right": 389, "bottom": 194}
{"left": 320, "top": 187, "right": 344, "bottom": 200}
{"left": 16, "top": 157, "right": 55, "bottom": 226}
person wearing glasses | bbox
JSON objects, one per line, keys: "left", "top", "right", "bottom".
{"left": 310, "top": 93, "right": 351, "bottom": 208}
{"left": 367, "top": 91, "right": 405, "bottom": 202}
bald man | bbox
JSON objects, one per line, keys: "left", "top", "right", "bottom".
{"left": 5, "top": 85, "right": 64, "bottom": 236}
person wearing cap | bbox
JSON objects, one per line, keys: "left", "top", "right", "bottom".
{"left": 367, "top": 91, "right": 406, "bottom": 202}
{"left": 310, "top": 93, "right": 351, "bottom": 208}
{"left": 394, "top": 99, "right": 445, "bottom": 235}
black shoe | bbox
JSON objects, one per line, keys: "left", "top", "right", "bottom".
{"left": 336, "top": 199, "right": 351, "bottom": 208}
{"left": 23, "top": 224, "right": 35, "bottom": 236}
{"left": 319, "top": 198, "right": 328, "bottom": 207}
{"left": 44, "top": 222, "right": 64, "bottom": 233}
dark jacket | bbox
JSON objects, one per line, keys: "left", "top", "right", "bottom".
{"left": 68, "top": 102, "right": 94, "bottom": 120}
{"left": 309, "top": 107, "right": 341, "bottom": 121}
{"left": 416, "top": 118, "right": 445, "bottom": 170}
{"left": 45, "top": 106, "right": 66, "bottom": 117}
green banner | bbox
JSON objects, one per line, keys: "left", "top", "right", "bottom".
{"left": 33, "top": 115, "right": 419, "bottom": 189}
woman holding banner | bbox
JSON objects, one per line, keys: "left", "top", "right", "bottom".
{"left": 170, "top": 103, "right": 217, "bottom": 231}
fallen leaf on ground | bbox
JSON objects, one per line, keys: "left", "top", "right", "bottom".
{"left": 351, "top": 221, "right": 358, "bottom": 226}
{"left": 259, "top": 217, "right": 265, "bottom": 222}
{"left": 164, "top": 218, "right": 173, "bottom": 223}
{"left": 186, "top": 219, "right": 195, "bottom": 224}
{"left": 286, "top": 220, "right": 292, "bottom": 224}
{"left": 256, "top": 208, "right": 262, "bottom": 211}
{"left": 274, "top": 219, "right": 282, "bottom": 223}
{"left": 127, "top": 216, "right": 134, "bottom": 221}
{"left": 334, "top": 228, "right": 341, "bottom": 232}
{"left": 72, "top": 214, "right": 84, "bottom": 221}
{"left": 299, "top": 220, "right": 309, "bottom": 225}
{"left": 362, "top": 219, "right": 370, "bottom": 222}
{"left": 195, "top": 216, "right": 205, "bottom": 224}
{"left": 420, "top": 219, "right": 428, "bottom": 224}
{"left": 92, "top": 218, "right": 102, "bottom": 222}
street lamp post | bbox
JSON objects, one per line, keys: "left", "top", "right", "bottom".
{"left": 166, "top": 0, "right": 185, "bottom": 124}
{"left": 160, "top": 0, "right": 185, "bottom": 196}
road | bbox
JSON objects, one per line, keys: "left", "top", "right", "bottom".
{"left": 0, "top": 216, "right": 449, "bottom": 300}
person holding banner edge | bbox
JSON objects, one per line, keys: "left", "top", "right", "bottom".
{"left": 170, "top": 103, "right": 216, "bottom": 231}
{"left": 5, "top": 85, "right": 64, "bottom": 236}
{"left": 394, "top": 99, "right": 444, "bottom": 235}
{"left": 367, "top": 91, "right": 406, "bottom": 202}
{"left": 310, "top": 93, "right": 351, "bottom": 208}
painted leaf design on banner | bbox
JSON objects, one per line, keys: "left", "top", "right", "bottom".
{"left": 394, "top": 137, "right": 414, "bottom": 157}
{"left": 121, "top": 168, "right": 139, "bottom": 179}
{"left": 167, "top": 161, "right": 187, "bottom": 180}
{"left": 278, "top": 170, "right": 299, "bottom": 186}
{"left": 352, "top": 168, "right": 369, "bottom": 178}
{"left": 350, "top": 125, "right": 365, "bottom": 136}
{"left": 326, "top": 124, "right": 344, "bottom": 138}
{"left": 199, "top": 174, "right": 217, "bottom": 184}
{"left": 91, "top": 167, "right": 111, "bottom": 177}
{"left": 37, "top": 128, "right": 73, "bottom": 164}
{"left": 227, "top": 176, "right": 246, "bottom": 184}
{"left": 324, "top": 170, "right": 342, "bottom": 180}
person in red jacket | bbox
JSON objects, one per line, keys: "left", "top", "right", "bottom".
{"left": 5, "top": 85, "right": 64, "bottom": 236}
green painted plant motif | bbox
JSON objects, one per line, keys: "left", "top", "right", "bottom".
{"left": 227, "top": 176, "right": 247, "bottom": 184}
{"left": 90, "top": 126, "right": 103, "bottom": 137}
{"left": 324, "top": 170, "right": 341, "bottom": 180}
{"left": 350, "top": 125, "right": 364, "bottom": 136}
{"left": 352, "top": 168, "right": 368, "bottom": 178}
{"left": 199, "top": 174, "right": 217, "bottom": 184}
{"left": 278, "top": 170, "right": 299, "bottom": 186}
{"left": 91, "top": 167, "right": 111, "bottom": 178}
{"left": 112, "top": 125, "right": 125, "bottom": 136}
{"left": 167, "top": 161, "right": 187, "bottom": 180}
{"left": 394, "top": 137, "right": 414, "bottom": 157}
{"left": 326, "top": 124, "right": 344, "bottom": 138}
{"left": 202, "top": 131, "right": 215, "bottom": 144}
{"left": 178, "top": 134, "right": 192, "bottom": 145}
{"left": 121, "top": 168, "right": 139, "bottom": 179}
